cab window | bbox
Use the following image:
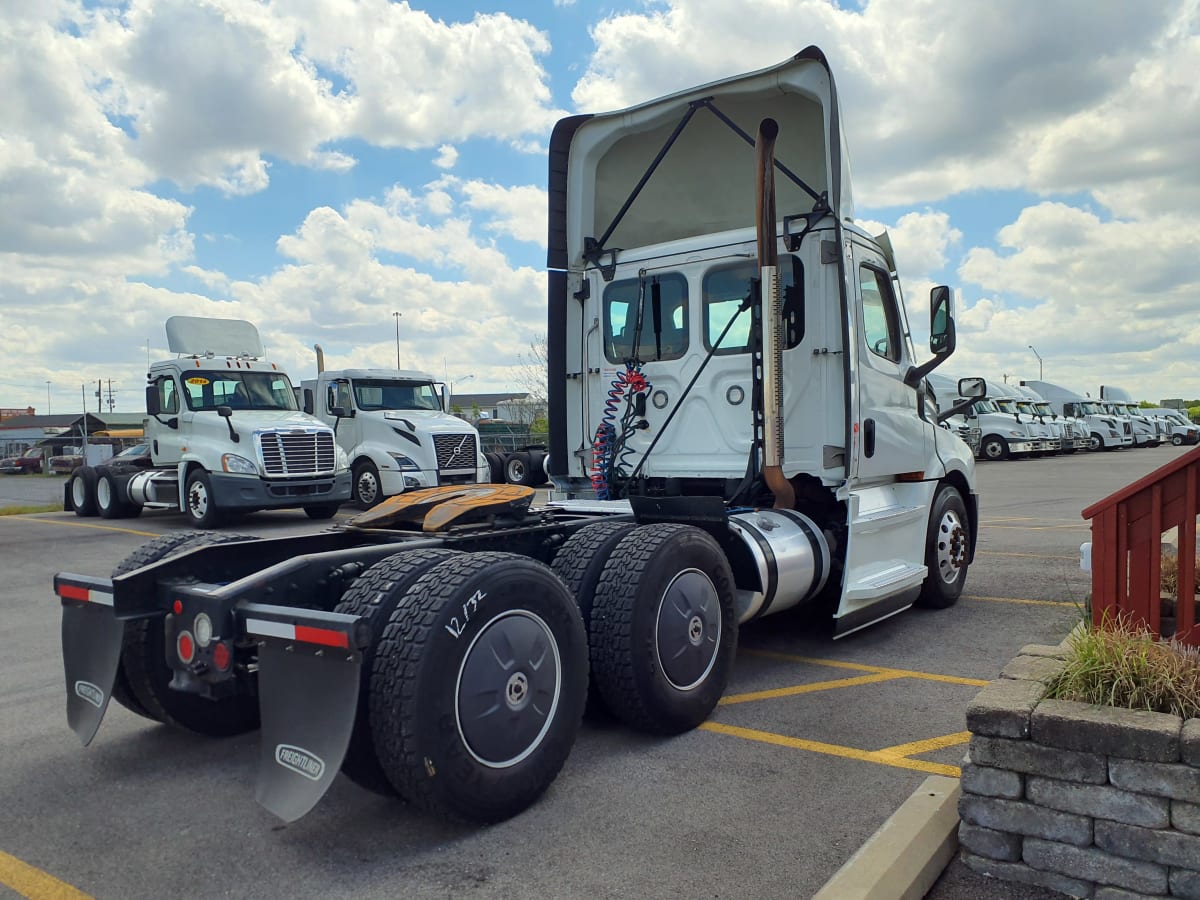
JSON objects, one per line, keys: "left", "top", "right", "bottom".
{"left": 860, "top": 265, "right": 901, "bottom": 363}
{"left": 603, "top": 273, "right": 688, "bottom": 363}
{"left": 155, "top": 376, "right": 178, "bottom": 414}
{"left": 703, "top": 257, "right": 803, "bottom": 355}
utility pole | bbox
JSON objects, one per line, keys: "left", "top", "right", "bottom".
{"left": 96, "top": 379, "right": 102, "bottom": 413}
{"left": 105, "top": 379, "right": 117, "bottom": 412}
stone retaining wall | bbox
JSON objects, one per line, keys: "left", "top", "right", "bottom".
{"left": 960, "top": 641, "right": 1200, "bottom": 899}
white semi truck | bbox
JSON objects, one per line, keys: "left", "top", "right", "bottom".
{"left": 52, "top": 48, "right": 983, "bottom": 826}
{"left": 1099, "top": 385, "right": 1161, "bottom": 448}
{"left": 1022, "top": 380, "right": 1133, "bottom": 451}
{"left": 1016, "top": 383, "right": 1090, "bottom": 453}
{"left": 300, "top": 347, "right": 489, "bottom": 509}
{"left": 934, "top": 375, "right": 1042, "bottom": 461}
{"left": 65, "top": 317, "right": 351, "bottom": 527}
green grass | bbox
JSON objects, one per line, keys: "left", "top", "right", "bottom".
{"left": 1046, "top": 614, "right": 1200, "bottom": 719}
{"left": 0, "top": 503, "right": 61, "bottom": 516}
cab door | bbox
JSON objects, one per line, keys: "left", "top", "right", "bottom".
{"left": 849, "top": 241, "right": 928, "bottom": 483}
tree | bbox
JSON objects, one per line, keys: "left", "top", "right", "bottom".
{"left": 512, "top": 335, "right": 548, "bottom": 408}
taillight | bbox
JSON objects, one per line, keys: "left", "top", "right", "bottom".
{"left": 177, "top": 631, "right": 195, "bottom": 664}
{"left": 212, "top": 641, "right": 232, "bottom": 672}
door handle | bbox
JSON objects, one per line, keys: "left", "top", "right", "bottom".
{"left": 864, "top": 418, "right": 876, "bottom": 458}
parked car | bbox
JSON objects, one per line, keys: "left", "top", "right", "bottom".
{"left": 48, "top": 452, "right": 84, "bottom": 475}
{"left": 0, "top": 447, "right": 45, "bottom": 474}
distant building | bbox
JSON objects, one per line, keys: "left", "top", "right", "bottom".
{"left": 0, "top": 412, "right": 145, "bottom": 457}
{"left": 448, "top": 391, "right": 546, "bottom": 424}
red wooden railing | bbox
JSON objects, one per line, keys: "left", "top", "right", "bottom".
{"left": 1082, "top": 446, "right": 1200, "bottom": 645}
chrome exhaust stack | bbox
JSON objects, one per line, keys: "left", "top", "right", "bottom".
{"left": 755, "top": 118, "right": 794, "bottom": 511}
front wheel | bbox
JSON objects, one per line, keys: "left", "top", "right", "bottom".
{"left": 1173, "top": 435, "right": 1184, "bottom": 446}
{"left": 304, "top": 502, "right": 340, "bottom": 520}
{"left": 352, "top": 460, "right": 382, "bottom": 509}
{"left": 917, "top": 485, "right": 970, "bottom": 609}
{"left": 184, "top": 469, "right": 223, "bottom": 529}
{"left": 1089, "top": 433, "right": 1105, "bottom": 451}
{"left": 980, "top": 436, "right": 1009, "bottom": 461}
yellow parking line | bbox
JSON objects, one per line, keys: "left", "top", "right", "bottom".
{"left": 719, "top": 672, "right": 902, "bottom": 705}
{"left": 5, "top": 516, "right": 158, "bottom": 538}
{"left": 875, "top": 731, "right": 971, "bottom": 760}
{"left": 741, "top": 649, "right": 988, "bottom": 687}
{"left": 966, "top": 595, "right": 1080, "bottom": 608}
{"left": 700, "top": 722, "right": 961, "bottom": 777}
{"left": 0, "top": 850, "right": 91, "bottom": 900}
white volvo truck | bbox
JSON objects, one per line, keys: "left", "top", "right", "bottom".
{"left": 65, "top": 317, "right": 351, "bottom": 527}
{"left": 300, "top": 348, "right": 489, "bottom": 509}
{"left": 51, "top": 49, "right": 984, "bottom": 827}
{"left": 1100, "top": 385, "right": 1160, "bottom": 447}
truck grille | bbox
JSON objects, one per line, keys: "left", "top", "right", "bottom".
{"left": 258, "top": 429, "right": 336, "bottom": 476}
{"left": 433, "top": 433, "right": 477, "bottom": 473}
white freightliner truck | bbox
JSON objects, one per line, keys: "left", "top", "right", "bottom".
{"left": 1016, "top": 382, "right": 1090, "bottom": 452}
{"left": 65, "top": 317, "right": 351, "bottom": 527}
{"left": 1099, "top": 385, "right": 1160, "bottom": 448}
{"left": 1023, "top": 380, "right": 1133, "bottom": 451}
{"left": 989, "top": 382, "right": 1054, "bottom": 456}
{"left": 51, "top": 48, "right": 982, "bottom": 826}
{"left": 934, "top": 375, "right": 1041, "bottom": 461}
{"left": 300, "top": 347, "right": 489, "bottom": 509}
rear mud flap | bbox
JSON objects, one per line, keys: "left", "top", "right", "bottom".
{"left": 254, "top": 640, "right": 360, "bottom": 822}
{"left": 61, "top": 601, "right": 124, "bottom": 745}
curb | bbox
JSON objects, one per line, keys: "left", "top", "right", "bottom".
{"left": 812, "top": 775, "right": 960, "bottom": 900}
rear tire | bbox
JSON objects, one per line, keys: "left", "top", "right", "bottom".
{"left": 485, "top": 452, "right": 504, "bottom": 484}
{"left": 95, "top": 467, "right": 136, "bottom": 519}
{"left": 332, "top": 548, "right": 461, "bottom": 796}
{"left": 916, "top": 485, "right": 970, "bottom": 609}
{"left": 112, "top": 533, "right": 261, "bottom": 734}
{"left": 589, "top": 524, "right": 737, "bottom": 735}
{"left": 370, "top": 552, "right": 587, "bottom": 822}
{"left": 69, "top": 467, "right": 98, "bottom": 517}
{"left": 504, "top": 451, "right": 537, "bottom": 487}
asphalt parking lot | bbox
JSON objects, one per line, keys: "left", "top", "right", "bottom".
{"left": 0, "top": 445, "right": 1190, "bottom": 899}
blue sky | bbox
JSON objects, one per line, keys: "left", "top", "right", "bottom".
{"left": 1, "top": 0, "right": 1198, "bottom": 413}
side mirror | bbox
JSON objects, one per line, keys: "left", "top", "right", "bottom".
{"left": 957, "top": 377, "right": 986, "bottom": 399}
{"left": 217, "top": 405, "right": 233, "bottom": 418}
{"left": 440, "top": 384, "right": 449, "bottom": 412}
{"left": 330, "top": 405, "right": 349, "bottom": 418}
{"left": 929, "top": 286, "right": 955, "bottom": 356}
{"left": 146, "top": 385, "right": 160, "bottom": 416}
{"left": 302, "top": 389, "right": 314, "bottom": 416}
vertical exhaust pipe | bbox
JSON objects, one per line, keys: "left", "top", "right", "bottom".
{"left": 755, "top": 118, "right": 795, "bottom": 511}
{"left": 314, "top": 344, "right": 325, "bottom": 375}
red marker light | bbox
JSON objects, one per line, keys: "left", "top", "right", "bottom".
{"left": 177, "top": 631, "right": 195, "bottom": 664}
{"left": 173, "top": 599, "right": 183, "bottom": 614}
{"left": 212, "top": 641, "right": 231, "bottom": 672}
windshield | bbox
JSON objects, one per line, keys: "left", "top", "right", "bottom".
{"left": 1034, "top": 403, "right": 1053, "bottom": 417}
{"left": 994, "top": 399, "right": 1018, "bottom": 413}
{"left": 182, "top": 371, "right": 298, "bottom": 412}
{"left": 352, "top": 378, "right": 441, "bottom": 411}
{"left": 1016, "top": 401, "right": 1038, "bottom": 415}
{"left": 973, "top": 400, "right": 1000, "bottom": 414}
{"left": 1080, "top": 402, "right": 1103, "bottom": 415}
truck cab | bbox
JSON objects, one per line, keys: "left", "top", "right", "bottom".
{"left": 300, "top": 366, "right": 489, "bottom": 509}
{"left": 546, "top": 48, "right": 980, "bottom": 635}
{"left": 138, "top": 317, "right": 350, "bottom": 526}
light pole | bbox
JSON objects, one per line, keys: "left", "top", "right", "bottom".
{"left": 392, "top": 312, "right": 402, "bottom": 368}
{"left": 1028, "top": 345, "right": 1043, "bottom": 380}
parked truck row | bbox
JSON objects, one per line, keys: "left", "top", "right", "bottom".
{"left": 929, "top": 375, "right": 1197, "bottom": 464}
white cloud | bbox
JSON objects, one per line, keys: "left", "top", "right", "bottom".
{"left": 434, "top": 144, "right": 459, "bottom": 170}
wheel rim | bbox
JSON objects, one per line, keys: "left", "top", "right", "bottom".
{"left": 71, "top": 475, "right": 87, "bottom": 507}
{"left": 984, "top": 441, "right": 1002, "bottom": 460}
{"left": 356, "top": 470, "right": 378, "bottom": 505}
{"left": 655, "top": 568, "right": 721, "bottom": 691}
{"left": 96, "top": 477, "right": 112, "bottom": 510}
{"left": 1090, "top": 435, "right": 1101, "bottom": 450}
{"left": 455, "top": 610, "right": 561, "bottom": 768}
{"left": 507, "top": 460, "right": 525, "bottom": 481}
{"left": 934, "top": 508, "right": 968, "bottom": 585}
{"left": 187, "top": 479, "right": 209, "bottom": 520}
